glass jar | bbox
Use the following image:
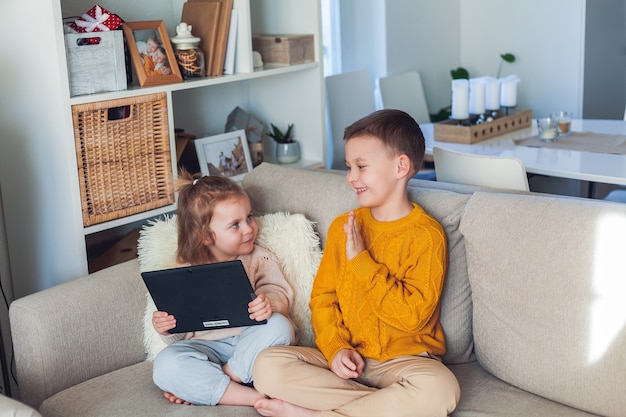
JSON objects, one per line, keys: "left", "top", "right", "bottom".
{"left": 171, "top": 23, "right": 205, "bottom": 79}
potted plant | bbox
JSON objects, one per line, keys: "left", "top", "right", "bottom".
{"left": 266, "top": 123, "right": 301, "bottom": 164}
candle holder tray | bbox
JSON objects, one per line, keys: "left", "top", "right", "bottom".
{"left": 434, "top": 109, "right": 532, "bottom": 144}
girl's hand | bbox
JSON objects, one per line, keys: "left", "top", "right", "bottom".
{"left": 152, "top": 310, "right": 176, "bottom": 335}
{"left": 248, "top": 293, "right": 272, "bottom": 321}
{"left": 330, "top": 348, "right": 364, "bottom": 379}
{"left": 343, "top": 211, "right": 365, "bottom": 260}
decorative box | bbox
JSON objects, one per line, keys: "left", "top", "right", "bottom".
{"left": 68, "top": 4, "right": 123, "bottom": 33}
{"left": 65, "top": 30, "right": 127, "bottom": 96}
{"left": 252, "top": 34, "right": 314, "bottom": 66}
{"left": 434, "top": 109, "right": 533, "bottom": 144}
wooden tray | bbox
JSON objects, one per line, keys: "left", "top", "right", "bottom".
{"left": 434, "top": 109, "right": 532, "bottom": 144}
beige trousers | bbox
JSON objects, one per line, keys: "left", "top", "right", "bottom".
{"left": 253, "top": 346, "right": 460, "bottom": 417}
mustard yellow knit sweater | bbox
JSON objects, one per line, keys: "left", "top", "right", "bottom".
{"left": 310, "top": 203, "right": 447, "bottom": 363}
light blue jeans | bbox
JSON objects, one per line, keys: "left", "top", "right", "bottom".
{"left": 152, "top": 313, "right": 294, "bottom": 405}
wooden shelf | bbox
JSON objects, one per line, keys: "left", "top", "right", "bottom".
{"left": 70, "top": 62, "right": 319, "bottom": 105}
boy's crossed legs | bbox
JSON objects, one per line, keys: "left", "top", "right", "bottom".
{"left": 253, "top": 346, "right": 459, "bottom": 417}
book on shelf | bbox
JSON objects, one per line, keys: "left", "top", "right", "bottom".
{"left": 212, "top": 0, "right": 233, "bottom": 75}
{"left": 233, "top": 0, "right": 253, "bottom": 73}
{"left": 223, "top": 8, "right": 238, "bottom": 75}
{"left": 184, "top": 0, "right": 233, "bottom": 76}
{"left": 181, "top": 1, "right": 221, "bottom": 76}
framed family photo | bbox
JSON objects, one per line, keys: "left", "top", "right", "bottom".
{"left": 194, "top": 130, "right": 253, "bottom": 182}
{"left": 122, "top": 20, "right": 182, "bottom": 87}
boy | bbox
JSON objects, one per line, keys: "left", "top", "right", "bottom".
{"left": 252, "top": 109, "right": 460, "bottom": 417}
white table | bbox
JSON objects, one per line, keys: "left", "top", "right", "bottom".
{"left": 422, "top": 119, "right": 626, "bottom": 187}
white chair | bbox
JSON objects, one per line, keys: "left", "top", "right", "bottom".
{"left": 433, "top": 147, "right": 530, "bottom": 191}
{"left": 604, "top": 189, "right": 626, "bottom": 203}
{"left": 377, "top": 71, "right": 430, "bottom": 124}
{"left": 325, "top": 70, "right": 376, "bottom": 170}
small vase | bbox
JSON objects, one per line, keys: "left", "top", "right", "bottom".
{"left": 276, "top": 141, "right": 301, "bottom": 164}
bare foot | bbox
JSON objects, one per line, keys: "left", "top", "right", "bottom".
{"left": 254, "top": 398, "right": 321, "bottom": 417}
{"left": 222, "top": 363, "right": 242, "bottom": 383}
{"left": 163, "top": 391, "right": 193, "bottom": 405}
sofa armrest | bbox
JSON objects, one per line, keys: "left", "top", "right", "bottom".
{"left": 9, "top": 259, "right": 147, "bottom": 409}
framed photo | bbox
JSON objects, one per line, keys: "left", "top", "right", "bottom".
{"left": 194, "top": 130, "right": 253, "bottom": 182}
{"left": 122, "top": 20, "right": 182, "bottom": 87}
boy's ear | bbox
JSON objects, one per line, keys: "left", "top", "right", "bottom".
{"left": 396, "top": 154, "right": 412, "bottom": 178}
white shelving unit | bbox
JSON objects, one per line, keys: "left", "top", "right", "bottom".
{"left": 0, "top": 0, "right": 325, "bottom": 298}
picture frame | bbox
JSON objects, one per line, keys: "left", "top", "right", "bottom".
{"left": 194, "top": 130, "right": 253, "bottom": 182}
{"left": 122, "top": 20, "right": 182, "bottom": 87}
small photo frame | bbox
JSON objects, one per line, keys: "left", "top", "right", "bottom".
{"left": 122, "top": 20, "right": 182, "bottom": 87}
{"left": 194, "top": 130, "right": 253, "bottom": 182}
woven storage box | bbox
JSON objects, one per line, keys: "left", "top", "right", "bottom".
{"left": 72, "top": 93, "right": 174, "bottom": 227}
{"left": 434, "top": 109, "right": 533, "bottom": 144}
{"left": 252, "top": 34, "right": 314, "bottom": 65}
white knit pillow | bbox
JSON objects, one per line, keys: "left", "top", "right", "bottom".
{"left": 137, "top": 212, "right": 321, "bottom": 360}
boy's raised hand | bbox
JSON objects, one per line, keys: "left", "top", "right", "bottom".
{"left": 152, "top": 310, "right": 176, "bottom": 335}
{"left": 343, "top": 210, "right": 365, "bottom": 260}
{"left": 330, "top": 348, "right": 365, "bottom": 380}
{"left": 248, "top": 293, "right": 272, "bottom": 321}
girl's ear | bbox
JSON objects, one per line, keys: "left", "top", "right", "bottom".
{"left": 198, "top": 229, "right": 213, "bottom": 247}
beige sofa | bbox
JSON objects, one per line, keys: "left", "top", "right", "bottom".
{"left": 9, "top": 163, "right": 626, "bottom": 417}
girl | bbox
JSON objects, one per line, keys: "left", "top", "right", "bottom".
{"left": 151, "top": 170, "right": 296, "bottom": 406}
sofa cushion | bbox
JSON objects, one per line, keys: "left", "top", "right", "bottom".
{"left": 137, "top": 212, "right": 322, "bottom": 359}
{"left": 242, "top": 163, "right": 357, "bottom": 249}
{"left": 448, "top": 362, "right": 601, "bottom": 417}
{"left": 40, "top": 361, "right": 259, "bottom": 417}
{"left": 460, "top": 192, "right": 626, "bottom": 417}
{"left": 406, "top": 184, "right": 474, "bottom": 364}
{"left": 243, "top": 163, "right": 475, "bottom": 364}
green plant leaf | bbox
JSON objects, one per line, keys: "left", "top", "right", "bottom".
{"left": 450, "top": 67, "right": 469, "bottom": 79}
{"left": 266, "top": 123, "right": 294, "bottom": 143}
{"left": 284, "top": 123, "right": 294, "bottom": 139}
{"left": 500, "top": 53, "right": 516, "bottom": 63}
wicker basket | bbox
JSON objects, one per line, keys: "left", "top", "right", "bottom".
{"left": 72, "top": 93, "right": 174, "bottom": 227}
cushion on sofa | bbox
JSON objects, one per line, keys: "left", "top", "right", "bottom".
{"left": 460, "top": 192, "right": 626, "bottom": 417}
{"left": 407, "top": 184, "right": 474, "bottom": 364}
{"left": 243, "top": 163, "right": 476, "bottom": 365}
{"left": 448, "top": 362, "right": 601, "bottom": 417}
{"left": 137, "top": 212, "right": 322, "bottom": 359}
{"left": 242, "top": 163, "right": 357, "bottom": 249}
{"left": 40, "top": 361, "right": 260, "bottom": 417}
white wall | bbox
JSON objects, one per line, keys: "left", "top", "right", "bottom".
{"left": 460, "top": 0, "right": 585, "bottom": 119}
{"left": 338, "top": 0, "right": 387, "bottom": 90}
{"left": 384, "top": 0, "right": 460, "bottom": 115}
{"left": 337, "top": 0, "right": 625, "bottom": 121}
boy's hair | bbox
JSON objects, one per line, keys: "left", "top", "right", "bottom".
{"left": 343, "top": 109, "right": 425, "bottom": 176}
{"left": 175, "top": 168, "right": 248, "bottom": 265}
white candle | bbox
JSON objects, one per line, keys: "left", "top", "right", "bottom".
{"left": 485, "top": 76, "right": 500, "bottom": 110}
{"left": 500, "top": 75, "right": 520, "bottom": 107}
{"left": 451, "top": 79, "right": 469, "bottom": 120}
{"left": 469, "top": 77, "right": 486, "bottom": 115}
